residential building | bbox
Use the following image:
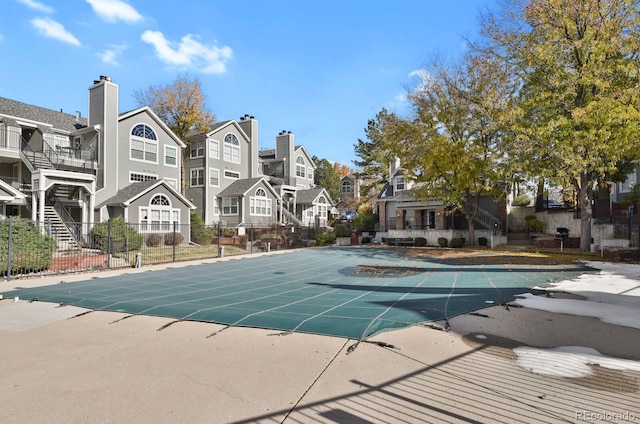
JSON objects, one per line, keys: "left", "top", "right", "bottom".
{"left": 376, "top": 158, "right": 506, "bottom": 241}
{"left": 335, "top": 174, "right": 360, "bottom": 213}
{"left": 186, "top": 121, "right": 333, "bottom": 228}
{"left": 0, "top": 76, "right": 195, "bottom": 246}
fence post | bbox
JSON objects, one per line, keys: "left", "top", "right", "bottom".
{"left": 107, "top": 219, "right": 112, "bottom": 268}
{"left": 172, "top": 221, "right": 177, "bottom": 262}
{"left": 7, "top": 216, "right": 12, "bottom": 280}
{"left": 125, "top": 223, "right": 129, "bottom": 263}
{"left": 250, "top": 224, "right": 254, "bottom": 254}
{"left": 217, "top": 221, "right": 221, "bottom": 258}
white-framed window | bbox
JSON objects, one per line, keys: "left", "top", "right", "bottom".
{"left": 209, "top": 168, "right": 220, "bottom": 186}
{"left": 222, "top": 197, "right": 238, "bottom": 215}
{"left": 139, "top": 194, "right": 180, "bottom": 233}
{"left": 130, "top": 124, "right": 158, "bottom": 163}
{"left": 342, "top": 180, "right": 352, "bottom": 193}
{"left": 164, "top": 178, "right": 178, "bottom": 190}
{"left": 307, "top": 167, "right": 313, "bottom": 180}
{"left": 213, "top": 197, "right": 220, "bottom": 216}
{"left": 224, "top": 170, "right": 240, "bottom": 179}
{"left": 130, "top": 172, "right": 158, "bottom": 183}
{"left": 395, "top": 176, "right": 405, "bottom": 192}
{"left": 296, "top": 156, "right": 306, "bottom": 177}
{"left": 190, "top": 140, "right": 205, "bottom": 158}
{"left": 223, "top": 133, "right": 240, "bottom": 163}
{"left": 165, "top": 146, "right": 177, "bottom": 166}
{"left": 208, "top": 137, "right": 219, "bottom": 159}
{"left": 317, "top": 195, "right": 328, "bottom": 219}
{"left": 190, "top": 168, "right": 205, "bottom": 187}
{"left": 250, "top": 188, "right": 272, "bottom": 216}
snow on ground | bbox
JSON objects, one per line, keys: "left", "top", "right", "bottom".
{"left": 515, "top": 260, "right": 640, "bottom": 330}
{"left": 514, "top": 346, "right": 640, "bottom": 378}
{"left": 511, "top": 261, "right": 640, "bottom": 376}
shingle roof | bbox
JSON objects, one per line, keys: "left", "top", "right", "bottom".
{"left": 97, "top": 180, "right": 159, "bottom": 207}
{"left": 258, "top": 149, "right": 276, "bottom": 159}
{"left": 0, "top": 97, "right": 87, "bottom": 132}
{"left": 217, "top": 177, "right": 265, "bottom": 197}
{"left": 296, "top": 187, "right": 325, "bottom": 204}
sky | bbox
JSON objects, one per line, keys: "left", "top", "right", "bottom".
{"left": 0, "top": 0, "right": 497, "bottom": 167}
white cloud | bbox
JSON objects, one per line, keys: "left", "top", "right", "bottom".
{"left": 31, "top": 18, "right": 81, "bottom": 46}
{"left": 97, "top": 44, "right": 127, "bottom": 66}
{"left": 17, "top": 0, "right": 54, "bottom": 13}
{"left": 86, "top": 0, "right": 142, "bottom": 23}
{"left": 141, "top": 31, "right": 233, "bottom": 74}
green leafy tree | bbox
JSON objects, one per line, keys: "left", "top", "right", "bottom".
{"left": 478, "top": 0, "right": 640, "bottom": 250}
{"left": 379, "top": 51, "right": 511, "bottom": 244}
{"left": 312, "top": 156, "right": 341, "bottom": 202}
{"left": 134, "top": 73, "right": 216, "bottom": 192}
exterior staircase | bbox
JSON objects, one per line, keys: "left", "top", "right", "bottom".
{"left": 281, "top": 207, "right": 305, "bottom": 227}
{"left": 473, "top": 205, "right": 503, "bottom": 231}
{"left": 43, "top": 205, "right": 79, "bottom": 250}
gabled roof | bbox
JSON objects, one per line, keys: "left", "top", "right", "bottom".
{"left": 296, "top": 187, "right": 332, "bottom": 205}
{"left": 217, "top": 177, "right": 280, "bottom": 199}
{"left": 97, "top": 179, "right": 195, "bottom": 209}
{"left": 0, "top": 97, "right": 87, "bottom": 132}
{"left": 118, "top": 106, "right": 186, "bottom": 148}
{"left": 294, "top": 145, "right": 316, "bottom": 169}
{"left": 186, "top": 119, "right": 251, "bottom": 145}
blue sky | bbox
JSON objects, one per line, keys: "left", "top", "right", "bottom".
{"left": 0, "top": 0, "right": 495, "bottom": 167}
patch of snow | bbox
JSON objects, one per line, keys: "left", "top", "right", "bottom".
{"left": 514, "top": 346, "right": 640, "bottom": 378}
{"left": 516, "top": 261, "right": 640, "bottom": 330}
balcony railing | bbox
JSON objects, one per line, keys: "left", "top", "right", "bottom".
{"left": 0, "top": 127, "right": 22, "bottom": 150}
{"left": 20, "top": 137, "right": 96, "bottom": 175}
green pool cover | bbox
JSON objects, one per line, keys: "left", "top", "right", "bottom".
{"left": 2, "top": 247, "right": 596, "bottom": 340}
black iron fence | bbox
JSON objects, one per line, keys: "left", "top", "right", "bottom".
{"left": 1, "top": 217, "right": 318, "bottom": 280}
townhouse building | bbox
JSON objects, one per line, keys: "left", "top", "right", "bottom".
{"left": 185, "top": 119, "right": 333, "bottom": 229}
{"left": 0, "top": 76, "right": 195, "bottom": 246}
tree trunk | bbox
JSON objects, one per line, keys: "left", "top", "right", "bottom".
{"left": 467, "top": 218, "right": 476, "bottom": 246}
{"left": 577, "top": 173, "right": 593, "bottom": 251}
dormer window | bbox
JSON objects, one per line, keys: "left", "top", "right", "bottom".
{"left": 130, "top": 124, "right": 158, "bottom": 163}
{"left": 223, "top": 133, "right": 240, "bottom": 163}
{"left": 395, "top": 176, "right": 405, "bottom": 192}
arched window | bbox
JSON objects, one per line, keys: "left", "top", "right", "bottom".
{"left": 317, "top": 196, "right": 327, "bottom": 219}
{"left": 223, "top": 133, "right": 240, "bottom": 163}
{"left": 130, "top": 124, "right": 158, "bottom": 163}
{"left": 250, "top": 187, "right": 271, "bottom": 216}
{"left": 140, "top": 193, "right": 179, "bottom": 232}
{"left": 342, "top": 180, "right": 352, "bottom": 193}
{"left": 151, "top": 194, "right": 170, "bottom": 206}
{"left": 296, "top": 156, "right": 306, "bottom": 177}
